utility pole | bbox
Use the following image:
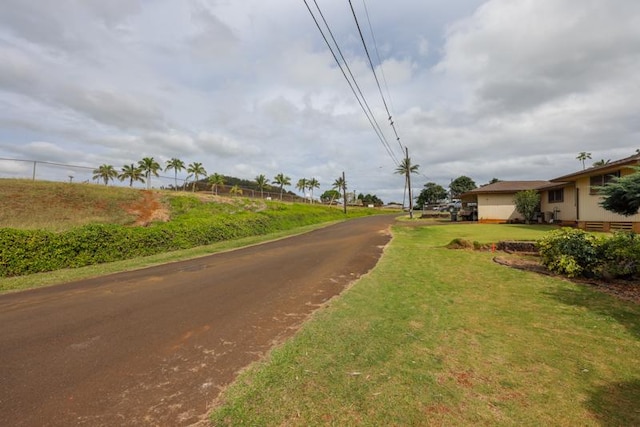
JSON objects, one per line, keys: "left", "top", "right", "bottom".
{"left": 405, "top": 147, "right": 414, "bottom": 219}
{"left": 342, "top": 171, "right": 347, "bottom": 214}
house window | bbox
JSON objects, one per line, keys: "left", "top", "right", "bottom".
{"left": 589, "top": 170, "right": 620, "bottom": 194}
{"left": 548, "top": 189, "right": 564, "bottom": 203}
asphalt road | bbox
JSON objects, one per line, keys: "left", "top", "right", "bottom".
{"left": 0, "top": 215, "right": 395, "bottom": 426}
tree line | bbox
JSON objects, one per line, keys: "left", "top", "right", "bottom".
{"left": 91, "top": 157, "right": 359, "bottom": 204}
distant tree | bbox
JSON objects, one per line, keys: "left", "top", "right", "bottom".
{"left": 321, "top": 189, "right": 341, "bottom": 204}
{"left": 416, "top": 182, "right": 447, "bottom": 209}
{"left": 93, "top": 164, "right": 118, "bottom": 186}
{"left": 118, "top": 163, "right": 145, "bottom": 187}
{"left": 576, "top": 152, "right": 592, "bottom": 170}
{"left": 449, "top": 176, "right": 477, "bottom": 199}
{"left": 394, "top": 157, "right": 420, "bottom": 176}
{"left": 296, "top": 178, "right": 309, "bottom": 201}
{"left": 208, "top": 173, "right": 225, "bottom": 195}
{"left": 273, "top": 173, "right": 291, "bottom": 200}
{"left": 184, "top": 173, "right": 193, "bottom": 190}
{"left": 592, "top": 159, "right": 611, "bottom": 167}
{"left": 480, "top": 178, "right": 501, "bottom": 187}
{"left": 165, "top": 158, "right": 185, "bottom": 191}
{"left": 187, "top": 162, "right": 207, "bottom": 192}
{"left": 395, "top": 157, "right": 420, "bottom": 217}
{"left": 599, "top": 167, "right": 640, "bottom": 216}
{"left": 308, "top": 178, "right": 320, "bottom": 203}
{"left": 138, "top": 157, "right": 161, "bottom": 190}
{"left": 513, "top": 190, "right": 541, "bottom": 224}
{"left": 333, "top": 175, "right": 347, "bottom": 213}
{"left": 255, "top": 174, "right": 269, "bottom": 198}
{"left": 357, "top": 193, "right": 383, "bottom": 207}
{"left": 229, "top": 185, "right": 243, "bottom": 196}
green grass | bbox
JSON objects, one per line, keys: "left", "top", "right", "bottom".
{"left": 210, "top": 223, "right": 640, "bottom": 426}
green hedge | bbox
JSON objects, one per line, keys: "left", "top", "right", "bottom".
{"left": 0, "top": 207, "right": 362, "bottom": 277}
{"left": 538, "top": 227, "right": 640, "bottom": 278}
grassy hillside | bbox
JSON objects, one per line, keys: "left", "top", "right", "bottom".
{"left": 0, "top": 179, "right": 146, "bottom": 231}
{"left": 0, "top": 179, "right": 382, "bottom": 278}
{"left": 0, "top": 179, "right": 310, "bottom": 231}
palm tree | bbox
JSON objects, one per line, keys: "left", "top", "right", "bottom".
{"left": 576, "top": 152, "right": 592, "bottom": 170}
{"left": 395, "top": 156, "right": 420, "bottom": 218}
{"left": 395, "top": 157, "right": 420, "bottom": 177}
{"left": 296, "top": 178, "right": 309, "bottom": 202}
{"left": 208, "top": 173, "right": 225, "bottom": 195}
{"left": 187, "top": 162, "right": 207, "bottom": 192}
{"left": 308, "top": 178, "right": 320, "bottom": 203}
{"left": 592, "top": 159, "right": 611, "bottom": 167}
{"left": 229, "top": 185, "right": 243, "bottom": 196}
{"left": 138, "top": 157, "right": 161, "bottom": 190}
{"left": 255, "top": 174, "right": 269, "bottom": 198}
{"left": 273, "top": 173, "right": 291, "bottom": 200}
{"left": 165, "top": 158, "right": 185, "bottom": 191}
{"left": 118, "top": 163, "right": 145, "bottom": 187}
{"left": 92, "top": 164, "right": 118, "bottom": 186}
{"left": 332, "top": 175, "right": 347, "bottom": 213}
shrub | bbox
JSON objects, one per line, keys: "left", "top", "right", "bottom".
{"left": 596, "top": 231, "right": 640, "bottom": 278}
{"left": 0, "top": 205, "right": 376, "bottom": 277}
{"left": 537, "top": 228, "right": 600, "bottom": 277}
{"left": 513, "top": 190, "right": 541, "bottom": 224}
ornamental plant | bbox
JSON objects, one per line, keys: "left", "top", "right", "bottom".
{"left": 537, "top": 228, "right": 600, "bottom": 277}
{"left": 596, "top": 231, "right": 640, "bottom": 278}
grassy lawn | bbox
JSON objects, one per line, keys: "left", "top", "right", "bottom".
{"left": 210, "top": 223, "right": 640, "bottom": 426}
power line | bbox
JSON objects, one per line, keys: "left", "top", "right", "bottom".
{"left": 301, "top": 0, "right": 400, "bottom": 165}
{"left": 360, "top": 0, "right": 404, "bottom": 152}
{"left": 348, "top": 0, "right": 404, "bottom": 152}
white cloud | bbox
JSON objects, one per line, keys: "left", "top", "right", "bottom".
{"left": 1, "top": 0, "right": 639, "bottom": 202}
{"left": 418, "top": 37, "right": 429, "bottom": 57}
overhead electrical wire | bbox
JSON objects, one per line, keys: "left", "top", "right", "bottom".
{"left": 301, "top": 0, "right": 400, "bottom": 166}
{"left": 348, "top": 0, "right": 404, "bottom": 153}
{"left": 348, "top": 0, "right": 418, "bottom": 212}
{"left": 360, "top": 0, "right": 404, "bottom": 153}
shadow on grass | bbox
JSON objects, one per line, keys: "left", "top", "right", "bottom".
{"left": 545, "top": 285, "right": 640, "bottom": 339}
{"left": 585, "top": 379, "right": 640, "bottom": 426}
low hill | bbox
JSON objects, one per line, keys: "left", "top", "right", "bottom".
{"left": 0, "top": 179, "right": 151, "bottom": 231}
{"left": 0, "top": 179, "right": 273, "bottom": 232}
{"left": 0, "top": 179, "right": 379, "bottom": 277}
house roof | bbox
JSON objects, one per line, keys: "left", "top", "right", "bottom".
{"left": 551, "top": 153, "right": 640, "bottom": 182}
{"left": 462, "top": 180, "right": 551, "bottom": 197}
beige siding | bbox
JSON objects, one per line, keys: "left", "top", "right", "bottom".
{"left": 477, "top": 193, "right": 520, "bottom": 221}
{"left": 575, "top": 175, "right": 640, "bottom": 222}
{"left": 541, "top": 185, "right": 576, "bottom": 222}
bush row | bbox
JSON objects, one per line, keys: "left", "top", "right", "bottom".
{"left": 537, "top": 227, "right": 640, "bottom": 279}
{"left": 0, "top": 207, "right": 357, "bottom": 277}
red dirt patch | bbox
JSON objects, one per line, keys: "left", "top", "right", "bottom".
{"left": 123, "top": 191, "right": 170, "bottom": 226}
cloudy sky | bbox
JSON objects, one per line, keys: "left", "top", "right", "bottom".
{"left": 1, "top": 0, "right": 639, "bottom": 203}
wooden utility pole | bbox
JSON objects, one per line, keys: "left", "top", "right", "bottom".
{"left": 342, "top": 171, "right": 347, "bottom": 214}
{"left": 406, "top": 147, "right": 414, "bottom": 219}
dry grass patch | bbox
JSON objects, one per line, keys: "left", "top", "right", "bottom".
{"left": 0, "top": 179, "right": 148, "bottom": 231}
